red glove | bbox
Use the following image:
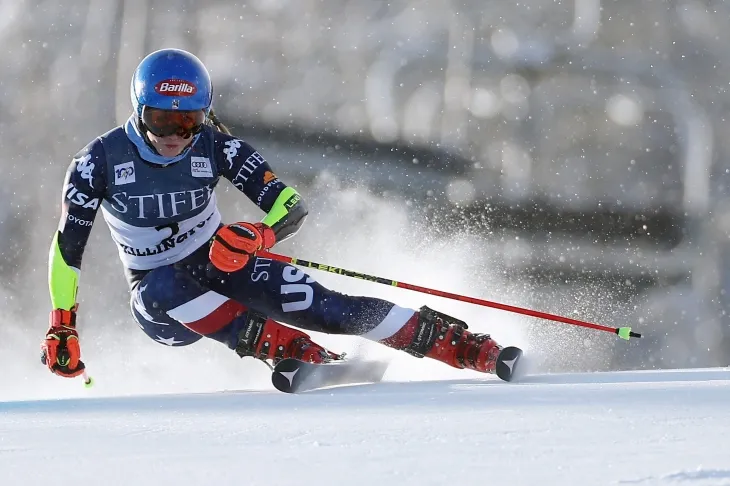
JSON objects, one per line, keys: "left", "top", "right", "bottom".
{"left": 41, "top": 307, "right": 85, "bottom": 378}
{"left": 209, "top": 222, "right": 276, "bottom": 273}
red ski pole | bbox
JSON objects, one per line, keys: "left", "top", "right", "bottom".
{"left": 257, "top": 250, "right": 641, "bottom": 340}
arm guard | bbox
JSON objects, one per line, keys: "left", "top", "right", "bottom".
{"left": 49, "top": 231, "right": 80, "bottom": 311}
{"left": 261, "top": 187, "right": 308, "bottom": 243}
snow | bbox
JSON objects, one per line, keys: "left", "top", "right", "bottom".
{"left": 4, "top": 181, "right": 723, "bottom": 484}
{"left": 3, "top": 367, "right": 730, "bottom": 486}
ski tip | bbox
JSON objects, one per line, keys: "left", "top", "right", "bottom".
{"left": 495, "top": 346, "right": 524, "bottom": 382}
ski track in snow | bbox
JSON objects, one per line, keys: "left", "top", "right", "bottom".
{"left": 2, "top": 368, "right": 730, "bottom": 486}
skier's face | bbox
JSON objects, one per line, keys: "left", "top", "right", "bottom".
{"left": 145, "top": 131, "right": 193, "bottom": 157}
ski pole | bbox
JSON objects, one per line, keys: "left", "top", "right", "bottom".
{"left": 257, "top": 250, "right": 642, "bottom": 340}
{"left": 81, "top": 369, "right": 94, "bottom": 388}
{"left": 42, "top": 350, "right": 95, "bottom": 388}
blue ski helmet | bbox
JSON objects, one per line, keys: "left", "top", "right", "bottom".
{"left": 130, "top": 48, "right": 213, "bottom": 117}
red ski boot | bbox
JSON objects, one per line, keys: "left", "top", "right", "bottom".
{"left": 233, "top": 310, "right": 342, "bottom": 365}
{"left": 380, "top": 306, "right": 503, "bottom": 374}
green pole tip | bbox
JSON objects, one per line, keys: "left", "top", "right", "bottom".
{"left": 84, "top": 376, "right": 94, "bottom": 389}
{"left": 617, "top": 327, "right": 632, "bottom": 340}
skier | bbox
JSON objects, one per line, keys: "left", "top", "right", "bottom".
{"left": 41, "top": 48, "right": 515, "bottom": 385}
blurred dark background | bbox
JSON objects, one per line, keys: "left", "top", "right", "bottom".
{"left": 3, "top": 0, "right": 729, "bottom": 374}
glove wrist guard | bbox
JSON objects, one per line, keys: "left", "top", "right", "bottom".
{"left": 50, "top": 307, "right": 76, "bottom": 328}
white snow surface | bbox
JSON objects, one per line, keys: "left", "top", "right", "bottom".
{"left": 7, "top": 187, "right": 728, "bottom": 484}
{"left": 3, "top": 367, "right": 730, "bottom": 486}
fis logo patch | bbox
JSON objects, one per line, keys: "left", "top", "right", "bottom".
{"left": 191, "top": 157, "right": 213, "bottom": 178}
{"left": 263, "top": 171, "right": 277, "bottom": 184}
{"left": 114, "top": 161, "right": 136, "bottom": 185}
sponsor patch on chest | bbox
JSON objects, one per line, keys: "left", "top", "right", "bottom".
{"left": 191, "top": 157, "right": 213, "bottom": 178}
{"left": 114, "top": 161, "right": 136, "bottom": 185}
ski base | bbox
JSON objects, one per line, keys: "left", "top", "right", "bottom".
{"left": 272, "top": 358, "right": 389, "bottom": 393}
{"left": 271, "top": 346, "right": 523, "bottom": 392}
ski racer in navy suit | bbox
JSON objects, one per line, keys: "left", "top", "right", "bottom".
{"left": 42, "top": 48, "right": 505, "bottom": 381}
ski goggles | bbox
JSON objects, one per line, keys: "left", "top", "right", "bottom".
{"left": 141, "top": 106, "right": 206, "bottom": 138}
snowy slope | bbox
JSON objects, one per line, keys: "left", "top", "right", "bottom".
{"left": 2, "top": 368, "right": 730, "bottom": 486}
{"left": 5, "top": 184, "right": 725, "bottom": 485}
